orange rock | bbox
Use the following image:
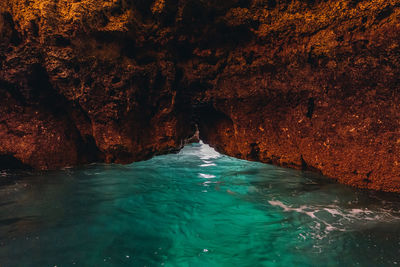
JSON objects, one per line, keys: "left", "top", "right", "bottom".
{"left": 0, "top": 0, "right": 399, "bottom": 192}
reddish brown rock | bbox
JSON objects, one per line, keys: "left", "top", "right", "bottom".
{"left": 0, "top": 0, "right": 399, "bottom": 192}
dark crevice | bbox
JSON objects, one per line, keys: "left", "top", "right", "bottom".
{"left": 53, "top": 35, "right": 71, "bottom": 47}
{"left": 248, "top": 143, "right": 260, "bottom": 160}
{"left": 77, "top": 134, "right": 103, "bottom": 163}
{"left": 30, "top": 20, "right": 39, "bottom": 37}
{"left": 301, "top": 155, "right": 308, "bottom": 170}
{"left": 376, "top": 6, "right": 393, "bottom": 21}
{"left": 363, "top": 171, "right": 373, "bottom": 183}
{"left": 267, "top": 0, "right": 277, "bottom": 9}
{"left": 26, "top": 63, "right": 73, "bottom": 117}
{"left": 0, "top": 80, "right": 26, "bottom": 105}
{"left": 195, "top": 103, "right": 234, "bottom": 148}
{"left": 2, "top": 12, "right": 22, "bottom": 46}
{"left": 306, "top": 97, "right": 314, "bottom": 119}
{"left": 300, "top": 155, "right": 322, "bottom": 174}
{"left": 0, "top": 155, "right": 32, "bottom": 170}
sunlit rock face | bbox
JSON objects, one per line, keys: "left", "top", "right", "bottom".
{"left": 0, "top": 0, "right": 399, "bottom": 191}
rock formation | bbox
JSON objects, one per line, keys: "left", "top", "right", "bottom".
{"left": 0, "top": 0, "right": 399, "bottom": 191}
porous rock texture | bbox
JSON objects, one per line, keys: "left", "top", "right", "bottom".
{"left": 0, "top": 0, "right": 399, "bottom": 191}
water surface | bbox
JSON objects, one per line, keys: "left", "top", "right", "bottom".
{"left": 1, "top": 142, "right": 400, "bottom": 266}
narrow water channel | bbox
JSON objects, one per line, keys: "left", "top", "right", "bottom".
{"left": 0, "top": 142, "right": 400, "bottom": 266}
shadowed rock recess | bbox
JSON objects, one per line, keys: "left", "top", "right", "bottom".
{"left": 0, "top": 0, "right": 399, "bottom": 191}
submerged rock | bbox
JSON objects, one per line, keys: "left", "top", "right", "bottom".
{"left": 0, "top": 0, "right": 399, "bottom": 191}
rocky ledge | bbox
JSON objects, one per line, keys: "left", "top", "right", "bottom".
{"left": 0, "top": 0, "right": 399, "bottom": 192}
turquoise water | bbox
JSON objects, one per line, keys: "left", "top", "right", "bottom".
{"left": 1, "top": 142, "right": 400, "bottom": 266}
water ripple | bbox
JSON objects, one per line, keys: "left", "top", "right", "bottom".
{"left": 0, "top": 143, "right": 400, "bottom": 266}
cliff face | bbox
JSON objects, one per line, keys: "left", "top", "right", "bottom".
{"left": 0, "top": 0, "right": 195, "bottom": 169}
{"left": 0, "top": 0, "right": 399, "bottom": 191}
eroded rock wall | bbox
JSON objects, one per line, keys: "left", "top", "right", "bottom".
{"left": 0, "top": 0, "right": 196, "bottom": 169}
{"left": 0, "top": 0, "right": 399, "bottom": 191}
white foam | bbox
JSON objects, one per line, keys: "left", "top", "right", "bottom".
{"left": 299, "top": 233, "right": 306, "bottom": 240}
{"left": 268, "top": 200, "right": 290, "bottom": 210}
{"left": 268, "top": 199, "right": 400, "bottom": 241}
{"left": 349, "top": 208, "right": 372, "bottom": 215}
{"left": 324, "top": 208, "right": 343, "bottom": 217}
{"left": 268, "top": 201, "right": 317, "bottom": 218}
{"left": 199, "top": 173, "right": 216, "bottom": 179}
{"left": 198, "top": 141, "right": 221, "bottom": 160}
{"left": 202, "top": 181, "right": 218, "bottom": 187}
{"left": 200, "top": 163, "right": 216, "bottom": 167}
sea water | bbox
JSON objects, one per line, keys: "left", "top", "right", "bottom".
{"left": 0, "top": 142, "right": 400, "bottom": 266}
